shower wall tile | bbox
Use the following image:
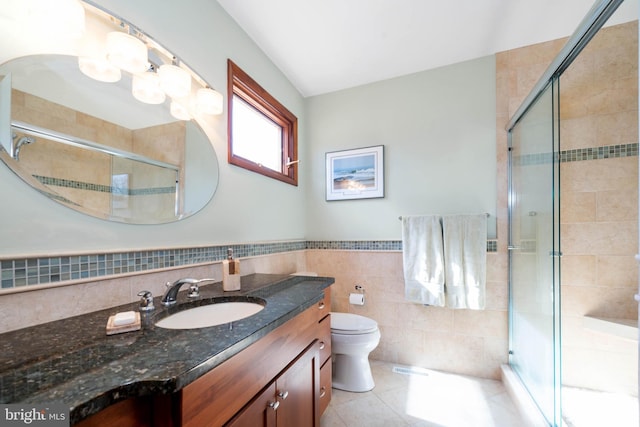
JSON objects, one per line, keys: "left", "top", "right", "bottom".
{"left": 561, "top": 255, "right": 596, "bottom": 287}
{"left": 562, "top": 284, "right": 637, "bottom": 320}
{"left": 561, "top": 221, "right": 637, "bottom": 256}
{"left": 499, "top": 20, "right": 638, "bottom": 396}
{"left": 596, "top": 190, "right": 638, "bottom": 222}
{"left": 564, "top": 156, "right": 637, "bottom": 191}
{"left": 561, "top": 191, "right": 596, "bottom": 223}
{"left": 596, "top": 255, "right": 638, "bottom": 288}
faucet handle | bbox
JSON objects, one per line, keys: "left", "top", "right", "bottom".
{"left": 137, "top": 290, "right": 155, "bottom": 312}
{"left": 188, "top": 283, "right": 200, "bottom": 298}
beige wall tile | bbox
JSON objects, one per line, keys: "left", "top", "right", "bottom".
{"left": 596, "top": 190, "right": 638, "bottom": 222}
{"left": 561, "top": 191, "right": 596, "bottom": 223}
{"left": 453, "top": 309, "right": 508, "bottom": 339}
{"left": 562, "top": 284, "right": 637, "bottom": 319}
{"left": 562, "top": 221, "right": 637, "bottom": 256}
{"left": 561, "top": 157, "right": 638, "bottom": 194}
{"left": 500, "top": 21, "right": 638, "bottom": 396}
{"left": 307, "top": 249, "right": 508, "bottom": 380}
{"left": 561, "top": 255, "right": 596, "bottom": 287}
{"left": 597, "top": 255, "right": 638, "bottom": 288}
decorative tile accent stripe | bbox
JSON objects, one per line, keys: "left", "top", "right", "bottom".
{"left": 1, "top": 241, "right": 305, "bottom": 289}
{"left": 306, "top": 240, "right": 403, "bottom": 251}
{"left": 1, "top": 239, "right": 497, "bottom": 290}
{"left": 559, "top": 143, "right": 638, "bottom": 162}
{"left": 515, "top": 142, "right": 638, "bottom": 165}
{"left": 33, "top": 175, "right": 176, "bottom": 195}
{"left": 305, "top": 240, "right": 497, "bottom": 253}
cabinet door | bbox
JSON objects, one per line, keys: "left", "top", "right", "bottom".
{"left": 276, "top": 342, "right": 320, "bottom": 427}
{"left": 226, "top": 383, "right": 277, "bottom": 427}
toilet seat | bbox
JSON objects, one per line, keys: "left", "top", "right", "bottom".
{"left": 331, "top": 312, "right": 378, "bottom": 335}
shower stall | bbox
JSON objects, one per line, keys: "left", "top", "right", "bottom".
{"left": 506, "top": 0, "right": 638, "bottom": 425}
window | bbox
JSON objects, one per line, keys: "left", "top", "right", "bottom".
{"left": 227, "top": 59, "right": 298, "bottom": 186}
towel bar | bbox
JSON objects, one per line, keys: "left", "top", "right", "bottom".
{"left": 398, "top": 213, "right": 490, "bottom": 220}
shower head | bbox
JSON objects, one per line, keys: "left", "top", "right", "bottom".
{"left": 14, "top": 136, "right": 35, "bottom": 160}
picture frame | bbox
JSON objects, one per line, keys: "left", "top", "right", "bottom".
{"left": 325, "top": 145, "right": 384, "bottom": 201}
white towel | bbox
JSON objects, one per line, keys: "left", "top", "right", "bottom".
{"left": 442, "top": 214, "right": 487, "bottom": 309}
{"left": 402, "top": 216, "right": 445, "bottom": 306}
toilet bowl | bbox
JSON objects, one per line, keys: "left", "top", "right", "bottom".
{"left": 331, "top": 312, "right": 381, "bottom": 392}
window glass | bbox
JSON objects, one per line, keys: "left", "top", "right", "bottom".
{"left": 228, "top": 60, "right": 297, "bottom": 186}
{"left": 231, "top": 95, "right": 282, "bottom": 172}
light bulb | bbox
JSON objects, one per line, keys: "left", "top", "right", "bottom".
{"left": 159, "top": 64, "right": 191, "bottom": 98}
{"left": 196, "top": 87, "right": 223, "bottom": 115}
{"left": 170, "top": 99, "right": 191, "bottom": 121}
{"left": 106, "top": 32, "right": 148, "bottom": 74}
{"left": 78, "top": 57, "right": 121, "bottom": 83}
{"left": 132, "top": 71, "right": 165, "bottom": 104}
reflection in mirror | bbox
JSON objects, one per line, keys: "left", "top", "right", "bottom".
{"left": 0, "top": 1, "right": 221, "bottom": 224}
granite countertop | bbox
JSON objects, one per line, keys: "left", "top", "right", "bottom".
{"left": 0, "top": 273, "right": 334, "bottom": 424}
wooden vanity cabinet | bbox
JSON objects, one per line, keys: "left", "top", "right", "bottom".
{"left": 179, "top": 287, "right": 332, "bottom": 427}
{"left": 226, "top": 341, "right": 319, "bottom": 427}
{"left": 75, "top": 287, "right": 332, "bottom": 427}
{"left": 316, "top": 287, "right": 332, "bottom": 415}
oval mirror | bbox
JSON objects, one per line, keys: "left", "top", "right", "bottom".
{"left": 0, "top": 1, "right": 220, "bottom": 224}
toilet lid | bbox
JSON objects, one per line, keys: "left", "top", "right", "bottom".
{"left": 331, "top": 312, "right": 378, "bottom": 334}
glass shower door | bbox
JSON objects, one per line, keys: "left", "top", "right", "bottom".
{"left": 508, "top": 80, "right": 561, "bottom": 426}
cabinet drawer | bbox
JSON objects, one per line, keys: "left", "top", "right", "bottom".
{"left": 318, "top": 314, "right": 331, "bottom": 365}
{"left": 316, "top": 287, "right": 331, "bottom": 322}
{"left": 319, "top": 359, "right": 332, "bottom": 417}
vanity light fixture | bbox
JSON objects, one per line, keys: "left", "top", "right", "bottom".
{"left": 196, "top": 87, "right": 224, "bottom": 115}
{"left": 159, "top": 61, "right": 191, "bottom": 99}
{"left": 78, "top": 56, "right": 121, "bottom": 82}
{"left": 170, "top": 98, "right": 192, "bottom": 121}
{"left": 73, "top": 1, "right": 224, "bottom": 117}
{"left": 132, "top": 70, "right": 165, "bottom": 104}
{"left": 106, "top": 31, "right": 148, "bottom": 74}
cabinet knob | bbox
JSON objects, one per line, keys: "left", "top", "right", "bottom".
{"left": 277, "top": 390, "right": 289, "bottom": 400}
{"left": 319, "top": 341, "right": 326, "bottom": 350}
{"left": 318, "top": 301, "right": 325, "bottom": 309}
{"left": 319, "top": 386, "right": 326, "bottom": 398}
{"left": 268, "top": 401, "right": 280, "bottom": 411}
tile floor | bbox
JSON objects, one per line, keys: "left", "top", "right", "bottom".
{"left": 320, "top": 360, "right": 525, "bottom": 427}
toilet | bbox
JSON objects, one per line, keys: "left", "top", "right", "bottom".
{"left": 330, "top": 312, "right": 381, "bottom": 392}
{"left": 290, "top": 271, "right": 381, "bottom": 392}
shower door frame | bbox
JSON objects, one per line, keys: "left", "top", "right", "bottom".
{"left": 505, "top": 1, "right": 626, "bottom": 425}
{"left": 507, "top": 78, "right": 562, "bottom": 426}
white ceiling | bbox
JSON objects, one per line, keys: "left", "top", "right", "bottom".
{"left": 217, "top": 0, "right": 638, "bottom": 97}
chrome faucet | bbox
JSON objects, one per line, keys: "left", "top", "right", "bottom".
{"left": 161, "top": 278, "right": 216, "bottom": 306}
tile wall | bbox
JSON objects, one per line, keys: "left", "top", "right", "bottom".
{"left": 307, "top": 249, "right": 509, "bottom": 380}
{"left": 11, "top": 90, "right": 184, "bottom": 220}
{"left": 498, "top": 20, "right": 638, "bottom": 396}
{"left": 559, "top": 20, "right": 638, "bottom": 395}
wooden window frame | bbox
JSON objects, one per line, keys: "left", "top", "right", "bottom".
{"left": 227, "top": 59, "right": 298, "bottom": 186}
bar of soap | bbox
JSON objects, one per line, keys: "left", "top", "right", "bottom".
{"left": 113, "top": 311, "right": 137, "bottom": 326}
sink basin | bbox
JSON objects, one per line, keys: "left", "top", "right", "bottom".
{"left": 156, "top": 300, "right": 265, "bottom": 329}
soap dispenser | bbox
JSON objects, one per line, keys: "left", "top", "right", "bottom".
{"left": 222, "top": 248, "right": 241, "bottom": 291}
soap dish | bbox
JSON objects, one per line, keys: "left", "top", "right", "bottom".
{"left": 106, "top": 311, "right": 141, "bottom": 335}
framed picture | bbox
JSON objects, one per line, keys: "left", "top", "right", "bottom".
{"left": 326, "top": 145, "right": 384, "bottom": 201}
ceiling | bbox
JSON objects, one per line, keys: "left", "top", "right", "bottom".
{"left": 216, "top": 0, "right": 637, "bottom": 97}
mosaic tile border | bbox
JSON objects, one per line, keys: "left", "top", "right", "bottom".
{"left": 306, "top": 240, "right": 497, "bottom": 253}
{"left": 34, "top": 175, "right": 176, "bottom": 196}
{"left": 1, "top": 241, "right": 305, "bottom": 289}
{"left": 1, "top": 240, "right": 498, "bottom": 290}
{"left": 515, "top": 142, "right": 638, "bottom": 165}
